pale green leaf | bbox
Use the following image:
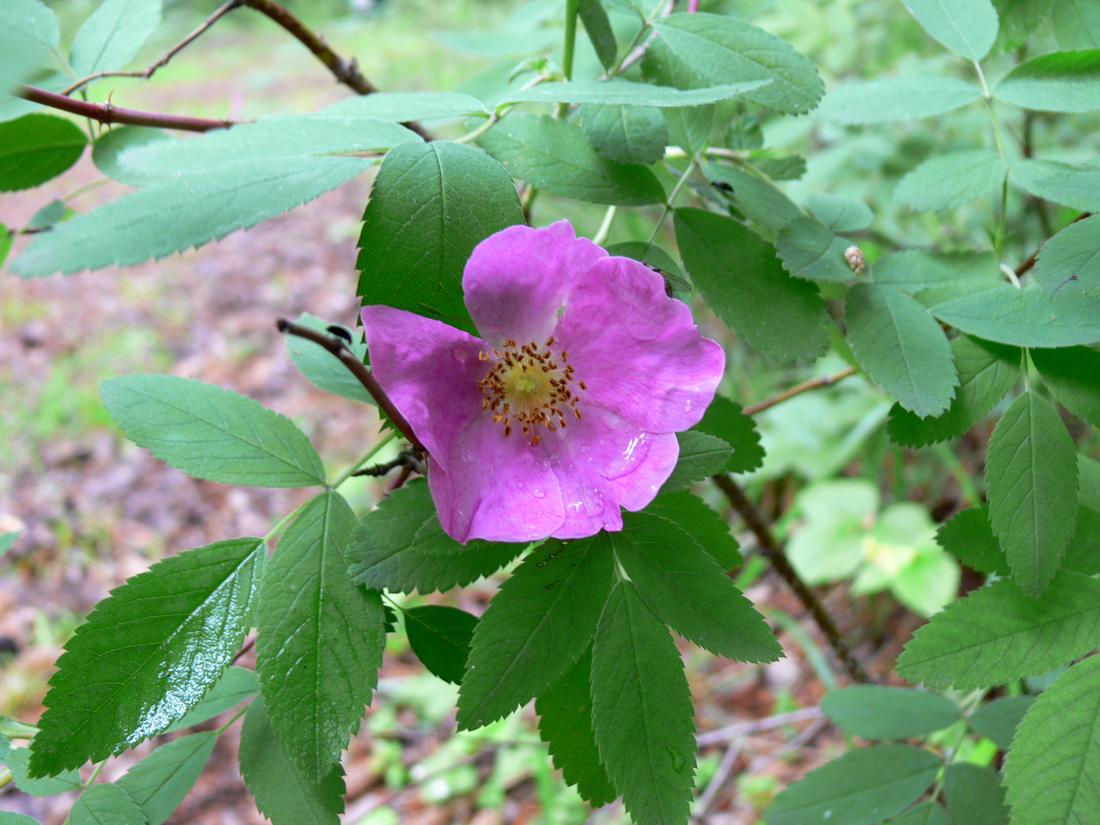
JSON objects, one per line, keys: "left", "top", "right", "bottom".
{"left": 70, "top": 783, "right": 145, "bottom": 825}
{"left": 776, "top": 217, "right": 855, "bottom": 282}
{"left": 285, "top": 313, "right": 373, "bottom": 405}
{"left": 1010, "top": 159, "right": 1100, "bottom": 211}
{"left": 116, "top": 731, "right": 216, "bottom": 825}
{"left": 945, "top": 763, "right": 1010, "bottom": 825}
{"left": 930, "top": 284, "right": 1100, "bottom": 347}
{"left": 70, "top": 0, "right": 162, "bottom": 77}
{"left": 324, "top": 90, "right": 489, "bottom": 122}
{"left": 0, "top": 114, "right": 86, "bottom": 191}
{"left": 817, "top": 76, "right": 983, "bottom": 123}
{"left": 163, "top": 666, "right": 258, "bottom": 733}
{"left": 895, "top": 149, "right": 1007, "bottom": 211}
{"left": 404, "top": 605, "right": 476, "bottom": 685}
{"left": 808, "top": 193, "right": 874, "bottom": 232}
{"left": 662, "top": 430, "right": 734, "bottom": 491}
{"left": 871, "top": 249, "right": 1003, "bottom": 306}
{"left": 993, "top": 0, "right": 1053, "bottom": 49}
{"left": 579, "top": 104, "right": 668, "bottom": 166}
{"left": 90, "top": 125, "right": 170, "bottom": 186}
{"left": 1053, "top": 0, "right": 1100, "bottom": 48}
{"left": 1032, "top": 213, "right": 1100, "bottom": 298}
{"left": 501, "top": 78, "right": 770, "bottom": 108}
{"left": 579, "top": 0, "right": 617, "bottom": 69}
{"left": 994, "top": 49, "right": 1100, "bottom": 111}
{"left": 822, "top": 686, "right": 962, "bottom": 740}
{"left": 1032, "top": 345, "right": 1100, "bottom": 427}
{"left": 891, "top": 802, "right": 951, "bottom": 825}
{"left": 903, "top": 0, "right": 1000, "bottom": 59}
{"left": 970, "top": 694, "right": 1034, "bottom": 749}
{"left": 1, "top": 741, "right": 81, "bottom": 795}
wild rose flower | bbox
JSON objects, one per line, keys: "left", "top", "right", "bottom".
{"left": 361, "top": 220, "right": 725, "bottom": 543}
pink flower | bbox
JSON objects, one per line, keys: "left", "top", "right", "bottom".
{"left": 360, "top": 221, "right": 725, "bottom": 543}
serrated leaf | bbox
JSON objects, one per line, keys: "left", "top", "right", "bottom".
{"left": 257, "top": 491, "right": 385, "bottom": 782}
{"left": 357, "top": 140, "right": 523, "bottom": 335}
{"left": 326, "top": 91, "right": 490, "bottom": 122}
{"left": 930, "top": 284, "right": 1100, "bottom": 347}
{"left": 776, "top": 217, "right": 855, "bottom": 283}
{"left": 501, "top": 79, "right": 770, "bottom": 108}
{"left": 986, "top": 390, "right": 1078, "bottom": 596}
{"left": 935, "top": 504, "right": 1010, "bottom": 575}
{"left": 755, "top": 152, "right": 806, "bottom": 181}
{"left": 239, "top": 696, "right": 344, "bottom": 825}
{"left": 29, "top": 538, "right": 263, "bottom": 776}
{"left": 903, "top": 0, "right": 1000, "bottom": 59}
{"left": 1010, "top": 159, "right": 1100, "bottom": 212}
{"left": 1032, "top": 345, "right": 1100, "bottom": 426}
{"left": 613, "top": 512, "right": 780, "bottom": 662}
{"left": 704, "top": 162, "right": 804, "bottom": 233}
{"left": 580, "top": 104, "right": 668, "bottom": 166}
{"left": 994, "top": 0, "right": 1052, "bottom": 48}
{"left": 70, "top": 0, "right": 161, "bottom": 76}
{"left": 808, "top": 193, "right": 873, "bottom": 232}
{"left": 969, "top": 694, "right": 1034, "bottom": 749}
{"left": 887, "top": 336, "right": 1020, "bottom": 447}
{"left": 643, "top": 490, "right": 742, "bottom": 570}
{"left": 578, "top": 0, "right": 617, "bottom": 69}
{"left": 648, "top": 13, "right": 823, "bottom": 114}
{"left": 536, "top": 648, "right": 617, "bottom": 806}
{"left": 163, "top": 666, "right": 258, "bottom": 733}
{"left": 1004, "top": 655, "right": 1100, "bottom": 824}
{"left": 457, "top": 536, "right": 614, "bottom": 729}
{"left": 404, "top": 605, "right": 476, "bottom": 685}
{"left": 821, "top": 685, "right": 962, "bottom": 740}
{"left": 101, "top": 374, "right": 325, "bottom": 487}
{"left": 872, "top": 249, "right": 1003, "bottom": 306}
{"left": 1, "top": 741, "right": 81, "bottom": 795}
{"left": 694, "top": 395, "right": 764, "bottom": 474}
{"left": 817, "top": 75, "right": 984, "bottom": 123}
{"left": 675, "top": 207, "right": 830, "bottom": 362}
{"left": 116, "top": 731, "right": 216, "bottom": 825}
{"left": 945, "top": 763, "right": 1010, "bottom": 825}
{"left": 763, "top": 744, "right": 942, "bottom": 825}
{"left": 591, "top": 581, "right": 695, "bottom": 825}
{"left": 895, "top": 149, "right": 1007, "bottom": 211}
{"left": 1053, "top": 0, "right": 1100, "bottom": 48}
{"left": 1064, "top": 506, "right": 1100, "bottom": 575}
{"left": 346, "top": 479, "right": 525, "bottom": 594}
{"left": 285, "top": 313, "right": 373, "bottom": 405}
{"left": 479, "top": 114, "right": 665, "bottom": 206}
{"left": 1032, "top": 213, "right": 1100, "bottom": 299}
{"left": 0, "top": 114, "right": 86, "bottom": 192}
{"left": 891, "top": 802, "right": 952, "bottom": 825}
{"left": 665, "top": 104, "right": 716, "bottom": 156}
{"left": 70, "top": 783, "right": 145, "bottom": 825}
{"left": 847, "top": 282, "right": 958, "bottom": 417}
{"left": 897, "top": 570, "right": 1100, "bottom": 689}
{"left": 994, "top": 49, "right": 1100, "bottom": 111}
{"left": 662, "top": 430, "right": 734, "bottom": 491}
{"left": 90, "top": 125, "right": 171, "bottom": 186}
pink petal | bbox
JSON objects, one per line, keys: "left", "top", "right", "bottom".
{"left": 428, "top": 414, "right": 565, "bottom": 543}
{"left": 554, "top": 255, "right": 725, "bottom": 433}
{"left": 463, "top": 221, "right": 608, "bottom": 347}
{"left": 361, "top": 304, "right": 488, "bottom": 474}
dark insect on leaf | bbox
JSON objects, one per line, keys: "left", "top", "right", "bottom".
{"left": 326, "top": 325, "right": 353, "bottom": 344}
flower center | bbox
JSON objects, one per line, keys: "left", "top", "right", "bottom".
{"left": 478, "top": 336, "right": 585, "bottom": 446}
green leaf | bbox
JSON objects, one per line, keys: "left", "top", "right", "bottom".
{"left": 817, "top": 76, "right": 984, "bottom": 123}
{"left": 285, "top": 313, "right": 373, "bottom": 405}
{"left": 643, "top": 490, "right": 743, "bottom": 570}
{"left": 662, "top": 430, "right": 733, "bottom": 491}
{"left": 1010, "top": 159, "right": 1100, "bottom": 212}
{"left": 1064, "top": 506, "right": 1100, "bottom": 575}
{"left": 993, "top": 0, "right": 1053, "bottom": 48}
{"left": 822, "top": 685, "right": 962, "bottom": 740}
{"left": 26, "top": 199, "right": 70, "bottom": 230}
{"left": 404, "top": 605, "right": 477, "bottom": 685}
{"left": 0, "top": 223, "right": 11, "bottom": 270}
{"left": 347, "top": 479, "right": 525, "bottom": 594}
{"left": 603, "top": 241, "right": 689, "bottom": 294}
{"left": 704, "top": 162, "right": 804, "bottom": 233}
{"left": 501, "top": 79, "right": 770, "bottom": 108}
{"left": 872, "top": 249, "right": 1003, "bottom": 306}
{"left": 28, "top": 538, "right": 264, "bottom": 776}
{"left": 994, "top": 49, "right": 1100, "bottom": 111}
{"left": 579, "top": 104, "right": 668, "bottom": 166}
{"left": 69, "top": 0, "right": 161, "bottom": 76}
{"left": 1053, "top": 0, "right": 1100, "bottom": 48}
{"left": 239, "top": 696, "right": 344, "bottom": 825}
{"left": 1004, "top": 655, "right": 1100, "bottom": 824}
{"left": 457, "top": 536, "right": 615, "bottom": 729}
{"left": 0, "top": 0, "right": 58, "bottom": 94}
{"left": 887, "top": 336, "right": 1020, "bottom": 447}
{"left": 163, "top": 666, "right": 258, "bottom": 733}
{"left": 0, "top": 114, "right": 86, "bottom": 192}
{"left": 945, "top": 763, "right": 1010, "bottom": 825}
{"left": 257, "top": 491, "right": 385, "bottom": 782}
{"left": 847, "top": 282, "right": 958, "bottom": 417}
{"left": 935, "top": 505, "right": 1010, "bottom": 575}
{"left": 116, "top": 731, "right": 216, "bottom": 825}
{"left": 578, "top": 0, "right": 617, "bottom": 69}
{"left": 896, "top": 570, "right": 1100, "bottom": 689}
{"left": 1, "top": 741, "right": 81, "bottom": 795}
{"left": 902, "top": 0, "right": 1000, "bottom": 59}
{"left": 895, "top": 149, "right": 1007, "bottom": 211}
{"left": 91, "top": 126, "right": 171, "bottom": 186}
{"left": 101, "top": 374, "right": 325, "bottom": 487}
{"left": 986, "top": 391, "right": 1079, "bottom": 596}
{"left": 614, "top": 512, "right": 781, "bottom": 662}
{"left": 0, "top": 814, "right": 41, "bottom": 825}
{"left": 591, "top": 581, "right": 695, "bottom": 825}
{"left": 1081, "top": 455, "right": 1100, "bottom": 510}
{"left": 763, "top": 744, "right": 942, "bottom": 825}
{"left": 536, "top": 648, "right": 617, "bottom": 806}
{"left": 648, "top": 12, "right": 823, "bottom": 114}
{"left": 969, "top": 694, "right": 1035, "bottom": 749}
{"left": 1032, "top": 213, "right": 1100, "bottom": 299}
{"left": 479, "top": 114, "right": 665, "bottom": 206}
{"left": 675, "top": 207, "right": 830, "bottom": 361}
{"left": 776, "top": 217, "right": 855, "bottom": 283}
{"left": 0, "top": 530, "right": 17, "bottom": 558}
{"left": 357, "top": 140, "right": 523, "bottom": 335}
{"left": 755, "top": 152, "right": 807, "bottom": 181}
{"left": 665, "top": 104, "right": 716, "bottom": 156}
{"left": 694, "top": 395, "right": 764, "bottom": 474}
{"left": 891, "top": 802, "right": 952, "bottom": 825}
{"left": 70, "top": 783, "right": 145, "bottom": 825}
{"left": 1032, "top": 345, "right": 1100, "bottom": 426}
{"left": 808, "top": 193, "right": 873, "bottom": 232}
{"left": 326, "top": 91, "right": 489, "bottom": 122}
{"left": 930, "top": 284, "right": 1100, "bottom": 347}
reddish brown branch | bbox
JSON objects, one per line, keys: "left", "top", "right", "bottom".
{"left": 17, "top": 84, "right": 238, "bottom": 132}
{"left": 743, "top": 366, "right": 858, "bottom": 417}
{"left": 1015, "top": 211, "right": 1090, "bottom": 278}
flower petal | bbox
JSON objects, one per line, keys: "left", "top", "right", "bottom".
{"left": 463, "top": 221, "right": 607, "bottom": 346}
{"left": 428, "top": 415, "right": 565, "bottom": 543}
{"left": 361, "top": 304, "right": 488, "bottom": 473}
{"left": 554, "top": 255, "right": 725, "bottom": 433}
{"left": 539, "top": 404, "right": 680, "bottom": 539}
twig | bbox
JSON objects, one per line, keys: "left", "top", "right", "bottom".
{"left": 275, "top": 318, "right": 424, "bottom": 451}
{"left": 1015, "top": 211, "right": 1090, "bottom": 278}
{"left": 17, "top": 84, "right": 238, "bottom": 132}
{"left": 743, "top": 366, "right": 858, "bottom": 416}
{"left": 352, "top": 451, "right": 425, "bottom": 478}
{"left": 232, "top": 636, "right": 256, "bottom": 664}
{"left": 696, "top": 707, "right": 823, "bottom": 746}
{"left": 692, "top": 740, "right": 741, "bottom": 821}
{"left": 61, "top": 0, "right": 243, "bottom": 96}
{"left": 711, "top": 474, "right": 872, "bottom": 684}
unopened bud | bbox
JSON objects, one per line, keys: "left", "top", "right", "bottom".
{"left": 845, "top": 245, "right": 865, "bottom": 274}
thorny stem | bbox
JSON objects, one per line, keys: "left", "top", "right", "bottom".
{"left": 276, "top": 318, "right": 424, "bottom": 451}
{"left": 711, "top": 474, "right": 872, "bottom": 684}
{"left": 17, "top": 84, "right": 238, "bottom": 132}
{"left": 351, "top": 449, "right": 425, "bottom": 479}
{"left": 743, "top": 366, "right": 858, "bottom": 416}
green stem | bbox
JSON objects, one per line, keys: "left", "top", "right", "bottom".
{"left": 932, "top": 444, "right": 981, "bottom": 508}
{"left": 216, "top": 705, "right": 249, "bottom": 734}
{"left": 593, "top": 205, "right": 618, "bottom": 245}
{"left": 330, "top": 432, "right": 398, "bottom": 489}
{"left": 83, "top": 760, "right": 106, "bottom": 788}
{"left": 645, "top": 160, "right": 697, "bottom": 251}
{"left": 562, "top": 0, "right": 579, "bottom": 82}
{"left": 974, "top": 60, "right": 1010, "bottom": 254}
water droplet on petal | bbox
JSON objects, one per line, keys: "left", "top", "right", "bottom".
{"left": 532, "top": 487, "right": 547, "bottom": 499}
{"left": 452, "top": 347, "right": 469, "bottom": 362}
{"left": 682, "top": 399, "right": 694, "bottom": 413}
